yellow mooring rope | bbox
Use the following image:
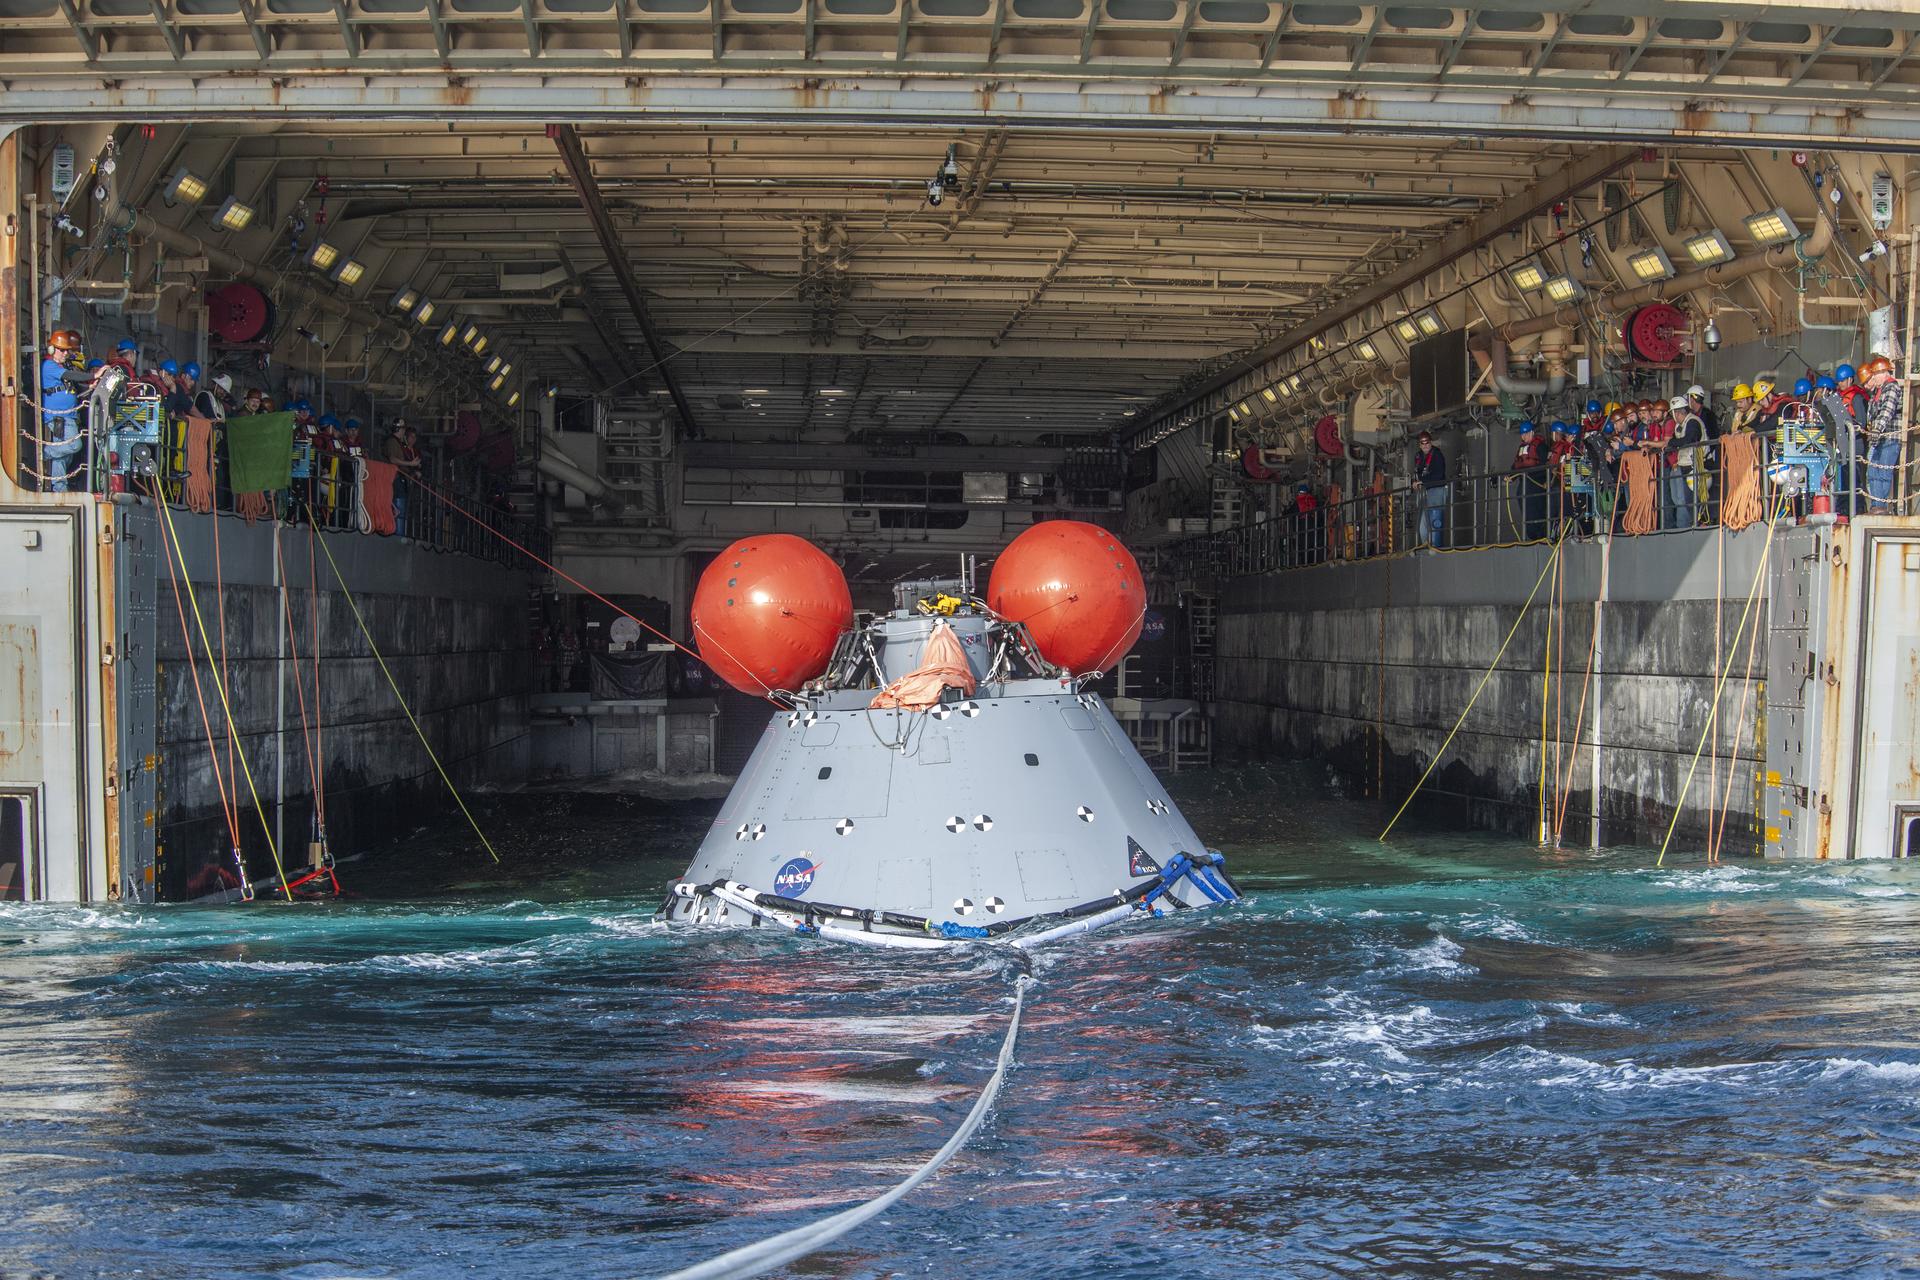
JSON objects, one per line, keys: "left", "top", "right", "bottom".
{"left": 150, "top": 493, "right": 294, "bottom": 900}
{"left": 1378, "top": 527, "right": 1568, "bottom": 843}
{"left": 1654, "top": 491, "right": 1787, "bottom": 867}
{"left": 307, "top": 510, "right": 501, "bottom": 864}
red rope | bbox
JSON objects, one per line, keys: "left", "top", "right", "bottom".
{"left": 405, "top": 473, "right": 708, "bottom": 668}
{"left": 144, "top": 480, "right": 242, "bottom": 850}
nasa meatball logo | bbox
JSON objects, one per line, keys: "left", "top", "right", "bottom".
{"left": 773, "top": 856, "right": 819, "bottom": 897}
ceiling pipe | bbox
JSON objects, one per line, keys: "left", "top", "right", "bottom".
{"left": 1477, "top": 329, "right": 1570, "bottom": 396}
{"left": 1499, "top": 217, "right": 1835, "bottom": 342}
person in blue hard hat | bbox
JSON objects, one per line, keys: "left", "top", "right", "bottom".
{"left": 1827, "top": 364, "right": 1870, "bottom": 514}
{"left": 1580, "top": 400, "right": 1604, "bottom": 436}
{"left": 108, "top": 337, "right": 139, "bottom": 376}
{"left": 1510, "top": 422, "right": 1549, "bottom": 540}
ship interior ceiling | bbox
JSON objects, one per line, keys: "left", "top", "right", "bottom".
{"left": 9, "top": 112, "right": 1912, "bottom": 591}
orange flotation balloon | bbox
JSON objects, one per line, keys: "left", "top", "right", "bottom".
{"left": 692, "top": 535, "right": 853, "bottom": 695}
{"left": 987, "top": 521, "right": 1145, "bottom": 675}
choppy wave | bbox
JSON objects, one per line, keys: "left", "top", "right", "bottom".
{"left": 9, "top": 771, "right": 1920, "bottom": 1280}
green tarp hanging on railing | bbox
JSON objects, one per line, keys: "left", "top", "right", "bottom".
{"left": 223, "top": 411, "right": 295, "bottom": 493}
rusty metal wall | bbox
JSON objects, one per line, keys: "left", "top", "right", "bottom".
{"left": 0, "top": 506, "right": 90, "bottom": 899}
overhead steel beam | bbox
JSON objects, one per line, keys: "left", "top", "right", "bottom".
{"left": 1151, "top": 144, "right": 1643, "bottom": 422}
{"left": 547, "top": 123, "right": 700, "bottom": 437}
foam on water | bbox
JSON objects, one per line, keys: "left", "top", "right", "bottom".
{"left": 6, "top": 771, "right": 1920, "bottom": 1279}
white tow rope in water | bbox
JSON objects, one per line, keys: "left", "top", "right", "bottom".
{"left": 652, "top": 974, "right": 1035, "bottom": 1280}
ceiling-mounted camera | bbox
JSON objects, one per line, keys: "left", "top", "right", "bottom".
{"left": 926, "top": 143, "right": 961, "bottom": 207}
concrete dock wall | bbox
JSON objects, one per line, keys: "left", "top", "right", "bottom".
{"left": 1214, "top": 529, "right": 1773, "bottom": 850}
{"left": 155, "top": 512, "right": 534, "bottom": 896}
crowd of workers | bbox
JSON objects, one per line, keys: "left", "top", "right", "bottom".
{"left": 1403, "top": 356, "right": 1907, "bottom": 549}
{"left": 27, "top": 329, "right": 502, "bottom": 539}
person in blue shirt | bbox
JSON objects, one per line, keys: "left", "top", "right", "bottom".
{"left": 1412, "top": 430, "right": 1448, "bottom": 548}
{"left": 40, "top": 330, "right": 91, "bottom": 491}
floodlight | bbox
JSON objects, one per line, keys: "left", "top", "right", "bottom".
{"left": 412, "top": 298, "right": 437, "bottom": 325}
{"left": 486, "top": 356, "right": 502, "bottom": 375}
{"left": 1626, "top": 246, "right": 1675, "bottom": 282}
{"left": 1261, "top": 386, "right": 1279, "bottom": 403}
{"left": 1414, "top": 308, "right": 1444, "bottom": 337}
{"left": 1506, "top": 259, "right": 1547, "bottom": 292}
{"left": 506, "top": 389, "right": 522, "bottom": 407}
{"left": 438, "top": 322, "right": 460, "bottom": 346}
{"left": 1682, "top": 229, "right": 1735, "bottom": 266}
{"left": 1743, "top": 207, "right": 1801, "bottom": 246}
{"left": 1395, "top": 318, "right": 1421, "bottom": 343}
{"left": 164, "top": 168, "right": 209, "bottom": 206}
{"left": 211, "top": 197, "right": 255, "bottom": 232}
{"left": 1355, "top": 339, "right": 1379, "bottom": 361}
{"left": 331, "top": 259, "right": 366, "bottom": 287}
{"left": 389, "top": 288, "right": 421, "bottom": 313}
{"left": 306, "top": 241, "right": 340, "bottom": 271}
{"left": 1543, "top": 275, "right": 1586, "bottom": 304}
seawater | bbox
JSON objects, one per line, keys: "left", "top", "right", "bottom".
{"left": 7, "top": 767, "right": 1920, "bottom": 1279}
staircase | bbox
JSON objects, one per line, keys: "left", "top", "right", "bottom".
{"left": 597, "top": 402, "right": 674, "bottom": 527}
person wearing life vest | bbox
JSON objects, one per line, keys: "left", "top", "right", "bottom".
{"left": 1823, "top": 365, "right": 1870, "bottom": 514}
{"left": 107, "top": 337, "right": 139, "bottom": 377}
{"left": 1412, "top": 429, "right": 1448, "bottom": 549}
{"left": 1861, "top": 354, "right": 1905, "bottom": 514}
{"left": 1288, "top": 481, "right": 1322, "bottom": 563}
{"left": 1669, "top": 394, "right": 1707, "bottom": 528}
{"left": 38, "top": 330, "right": 91, "bottom": 492}
{"left": 1633, "top": 399, "right": 1675, "bottom": 530}
{"left": 1509, "top": 422, "right": 1549, "bottom": 540}
{"left": 1580, "top": 399, "right": 1604, "bottom": 436}
{"left": 287, "top": 399, "right": 316, "bottom": 522}
{"left": 1547, "top": 421, "right": 1578, "bottom": 530}
{"left": 1724, "top": 383, "right": 1756, "bottom": 433}
{"left": 314, "top": 413, "right": 342, "bottom": 523}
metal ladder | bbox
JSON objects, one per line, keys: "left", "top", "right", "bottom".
{"left": 597, "top": 401, "right": 674, "bottom": 526}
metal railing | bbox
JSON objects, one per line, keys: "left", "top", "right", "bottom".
{"left": 1166, "top": 438, "right": 1917, "bottom": 585}
{"left": 16, "top": 401, "right": 541, "bottom": 567}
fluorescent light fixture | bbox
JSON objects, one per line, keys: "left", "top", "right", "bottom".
{"left": 331, "top": 258, "right": 366, "bottom": 287}
{"left": 1394, "top": 318, "right": 1421, "bottom": 343}
{"left": 1682, "top": 229, "right": 1735, "bottom": 266}
{"left": 1261, "top": 386, "right": 1279, "bottom": 403}
{"left": 490, "top": 374, "right": 506, "bottom": 392}
{"left": 498, "top": 362, "right": 512, "bottom": 379}
{"left": 461, "top": 324, "right": 481, "bottom": 348}
{"left": 472, "top": 334, "right": 490, "bottom": 355}
{"left": 506, "top": 389, "right": 521, "bottom": 407}
{"left": 1543, "top": 274, "right": 1585, "bottom": 304}
{"left": 389, "top": 288, "right": 421, "bottom": 313}
{"left": 165, "top": 168, "right": 209, "bottom": 206}
{"left": 743, "top": 387, "right": 771, "bottom": 395}
{"left": 485, "top": 355, "right": 503, "bottom": 375}
{"left": 1286, "top": 374, "right": 1303, "bottom": 394}
{"left": 1743, "top": 206, "right": 1800, "bottom": 246}
{"left": 1356, "top": 339, "right": 1379, "bottom": 361}
{"left": 1227, "top": 407, "right": 1242, "bottom": 422}
{"left": 413, "top": 298, "right": 437, "bottom": 326}
{"left": 212, "top": 197, "right": 255, "bottom": 232}
{"left": 1626, "top": 245, "right": 1675, "bottom": 282}
{"left": 1414, "top": 308, "right": 1444, "bottom": 337}
{"left": 1506, "top": 259, "right": 1547, "bottom": 292}
{"left": 438, "top": 322, "right": 460, "bottom": 346}
{"left": 306, "top": 241, "right": 340, "bottom": 271}
{"left": 818, "top": 387, "right": 846, "bottom": 396}
{"left": 1237, "top": 400, "right": 1253, "bottom": 415}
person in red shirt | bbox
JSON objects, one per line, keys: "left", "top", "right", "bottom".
{"left": 1511, "top": 422, "right": 1548, "bottom": 539}
{"left": 1291, "top": 481, "right": 1322, "bottom": 563}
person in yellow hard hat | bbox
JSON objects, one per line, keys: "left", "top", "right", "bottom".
{"left": 1727, "top": 383, "right": 1755, "bottom": 433}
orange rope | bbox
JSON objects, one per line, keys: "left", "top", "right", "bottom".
{"left": 1618, "top": 451, "right": 1659, "bottom": 534}
{"left": 1719, "top": 434, "right": 1766, "bottom": 532}
{"left": 149, "top": 481, "right": 241, "bottom": 851}
{"left": 181, "top": 416, "right": 217, "bottom": 514}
